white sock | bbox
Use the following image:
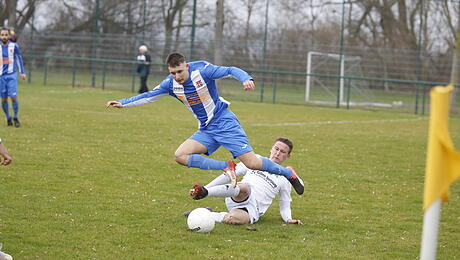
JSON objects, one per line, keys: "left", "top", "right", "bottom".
{"left": 205, "top": 174, "right": 230, "bottom": 188}
{"left": 210, "top": 212, "right": 227, "bottom": 223}
{"left": 207, "top": 184, "right": 240, "bottom": 198}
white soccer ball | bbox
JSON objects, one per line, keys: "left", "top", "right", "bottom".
{"left": 187, "top": 208, "right": 215, "bottom": 233}
{"left": 0, "top": 251, "right": 12, "bottom": 260}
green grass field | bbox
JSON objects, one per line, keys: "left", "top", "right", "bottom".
{"left": 0, "top": 83, "right": 459, "bottom": 259}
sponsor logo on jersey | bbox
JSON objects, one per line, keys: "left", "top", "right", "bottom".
{"left": 173, "top": 86, "right": 183, "bottom": 92}
{"left": 195, "top": 80, "right": 204, "bottom": 87}
{"left": 2, "top": 57, "right": 12, "bottom": 64}
{"left": 251, "top": 170, "right": 278, "bottom": 188}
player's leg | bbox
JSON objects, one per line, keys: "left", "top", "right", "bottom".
{"left": 222, "top": 194, "right": 258, "bottom": 224}
{"left": 212, "top": 109, "right": 304, "bottom": 194}
{"left": 0, "top": 77, "right": 11, "bottom": 125}
{"left": 174, "top": 139, "right": 208, "bottom": 166}
{"left": 144, "top": 75, "right": 149, "bottom": 91}
{"left": 176, "top": 131, "right": 232, "bottom": 171}
{"left": 237, "top": 152, "right": 304, "bottom": 195}
{"left": 203, "top": 208, "right": 250, "bottom": 225}
{"left": 6, "top": 74, "right": 18, "bottom": 127}
{"left": 1, "top": 96, "right": 11, "bottom": 126}
{"left": 212, "top": 109, "right": 295, "bottom": 179}
{"left": 190, "top": 183, "right": 249, "bottom": 200}
{"left": 139, "top": 76, "right": 148, "bottom": 93}
{"left": 222, "top": 208, "right": 250, "bottom": 225}
{"left": 212, "top": 113, "right": 293, "bottom": 179}
{"left": 204, "top": 191, "right": 257, "bottom": 224}
{"left": 238, "top": 151, "right": 292, "bottom": 177}
{"left": 11, "top": 97, "right": 19, "bottom": 127}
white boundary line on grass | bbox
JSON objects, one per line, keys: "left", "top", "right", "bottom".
{"left": 250, "top": 117, "right": 427, "bottom": 127}
{"left": 36, "top": 107, "right": 429, "bottom": 126}
{"left": 36, "top": 107, "right": 115, "bottom": 115}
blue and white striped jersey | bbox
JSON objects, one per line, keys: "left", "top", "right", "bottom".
{"left": 119, "top": 61, "right": 253, "bottom": 129}
{"left": 0, "top": 41, "right": 25, "bottom": 76}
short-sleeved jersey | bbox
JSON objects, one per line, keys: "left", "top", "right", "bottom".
{"left": 235, "top": 157, "right": 292, "bottom": 217}
{"left": 0, "top": 41, "right": 25, "bottom": 76}
{"left": 119, "top": 61, "right": 253, "bottom": 129}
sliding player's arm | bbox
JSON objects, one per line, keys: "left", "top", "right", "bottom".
{"left": 279, "top": 183, "right": 303, "bottom": 225}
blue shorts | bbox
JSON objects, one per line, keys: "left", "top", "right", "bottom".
{"left": 0, "top": 73, "right": 18, "bottom": 98}
{"left": 190, "top": 109, "right": 253, "bottom": 158}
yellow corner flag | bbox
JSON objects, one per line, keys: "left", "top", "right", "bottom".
{"left": 423, "top": 85, "right": 460, "bottom": 211}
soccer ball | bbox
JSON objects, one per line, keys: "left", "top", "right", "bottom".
{"left": 0, "top": 251, "right": 12, "bottom": 260}
{"left": 187, "top": 208, "right": 215, "bottom": 233}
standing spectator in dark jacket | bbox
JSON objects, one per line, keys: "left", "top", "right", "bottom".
{"left": 136, "top": 45, "right": 151, "bottom": 93}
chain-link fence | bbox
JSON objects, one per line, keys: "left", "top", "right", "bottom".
{"left": 14, "top": 0, "right": 460, "bottom": 115}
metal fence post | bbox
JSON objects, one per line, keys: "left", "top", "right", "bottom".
{"left": 91, "top": 0, "right": 100, "bottom": 88}
{"left": 414, "top": 0, "right": 424, "bottom": 114}
{"left": 260, "top": 72, "right": 265, "bottom": 102}
{"left": 27, "top": 57, "right": 32, "bottom": 84}
{"left": 102, "top": 61, "right": 107, "bottom": 90}
{"left": 346, "top": 78, "right": 351, "bottom": 110}
{"left": 422, "top": 85, "right": 427, "bottom": 115}
{"left": 336, "top": 0, "right": 346, "bottom": 108}
{"left": 72, "top": 59, "right": 76, "bottom": 88}
{"left": 272, "top": 72, "right": 277, "bottom": 104}
{"left": 131, "top": 63, "right": 136, "bottom": 93}
{"left": 190, "top": 0, "right": 197, "bottom": 60}
{"left": 260, "top": 0, "right": 270, "bottom": 103}
{"left": 43, "top": 57, "right": 48, "bottom": 86}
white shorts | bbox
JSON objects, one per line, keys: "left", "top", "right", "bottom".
{"left": 225, "top": 192, "right": 261, "bottom": 224}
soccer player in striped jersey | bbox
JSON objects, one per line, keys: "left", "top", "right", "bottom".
{"left": 106, "top": 52, "right": 304, "bottom": 195}
{"left": 0, "top": 28, "right": 26, "bottom": 128}
{"left": 187, "top": 137, "right": 303, "bottom": 225}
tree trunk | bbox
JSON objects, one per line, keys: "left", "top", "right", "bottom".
{"left": 214, "top": 0, "right": 224, "bottom": 65}
{"left": 173, "top": 6, "right": 184, "bottom": 51}
{"left": 161, "top": 0, "right": 187, "bottom": 60}
{"left": 6, "top": 0, "right": 17, "bottom": 28}
{"left": 450, "top": 7, "right": 460, "bottom": 86}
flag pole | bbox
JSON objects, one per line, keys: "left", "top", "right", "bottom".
{"left": 420, "top": 198, "right": 441, "bottom": 260}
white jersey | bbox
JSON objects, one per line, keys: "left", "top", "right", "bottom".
{"left": 235, "top": 157, "right": 292, "bottom": 217}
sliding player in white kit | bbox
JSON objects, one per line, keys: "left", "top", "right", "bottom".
{"left": 188, "top": 137, "right": 303, "bottom": 225}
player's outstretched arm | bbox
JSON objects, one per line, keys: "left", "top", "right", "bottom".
{"left": 106, "top": 101, "right": 123, "bottom": 108}
{"left": 243, "top": 80, "right": 255, "bottom": 91}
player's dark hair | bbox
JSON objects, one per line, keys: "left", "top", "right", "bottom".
{"left": 276, "top": 137, "right": 293, "bottom": 154}
{"left": 166, "top": 52, "right": 186, "bottom": 67}
{"left": 0, "top": 27, "right": 9, "bottom": 33}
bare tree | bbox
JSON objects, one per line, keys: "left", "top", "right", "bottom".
{"left": 0, "top": 0, "right": 41, "bottom": 31}
{"left": 6, "top": 0, "right": 17, "bottom": 27}
{"left": 160, "top": 0, "right": 188, "bottom": 59}
{"left": 349, "top": 0, "right": 423, "bottom": 49}
{"left": 450, "top": 6, "right": 460, "bottom": 86}
{"left": 214, "top": 0, "right": 224, "bottom": 65}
